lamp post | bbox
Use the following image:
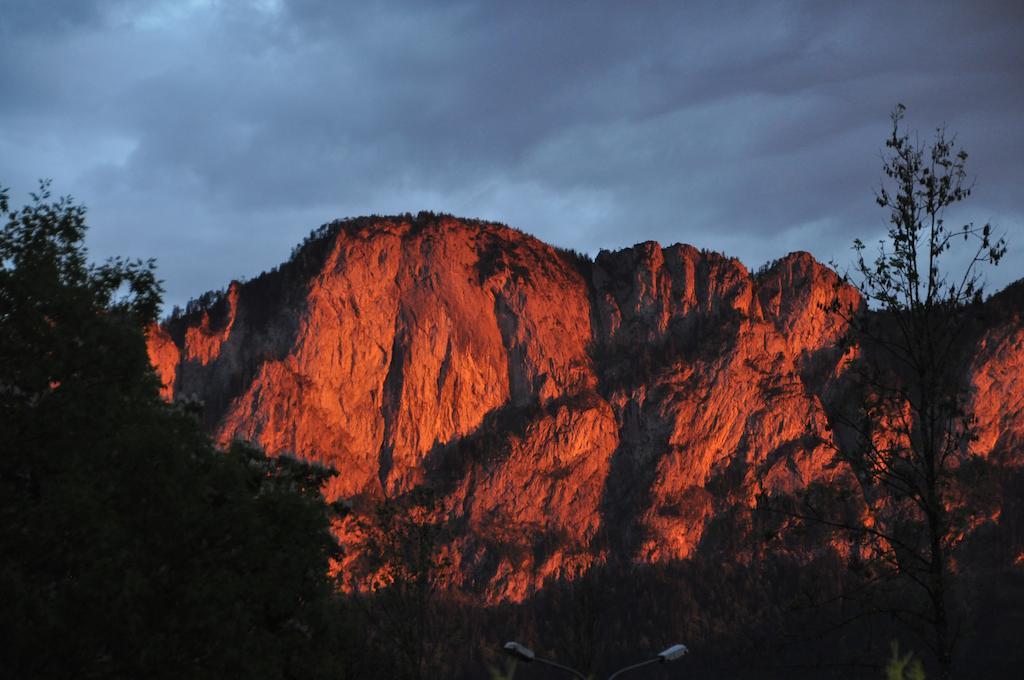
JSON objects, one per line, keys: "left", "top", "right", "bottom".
{"left": 503, "top": 641, "right": 688, "bottom": 680}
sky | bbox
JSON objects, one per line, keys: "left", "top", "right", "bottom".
{"left": 2, "top": 0, "right": 1022, "bottom": 309}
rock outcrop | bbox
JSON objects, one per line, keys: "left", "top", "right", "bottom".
{"left": 148, "top": 214, "right": 1022, "bottom": 602}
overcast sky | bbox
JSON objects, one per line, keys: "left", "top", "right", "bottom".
{"left": 2, "top": 0, "right": 1022, "bottom": 309}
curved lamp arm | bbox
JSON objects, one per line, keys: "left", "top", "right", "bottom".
{"left": 607, "top": 644, "right": 689, "bottom": 680}
{"left": 535, "top": 657, "right": 589, "bottom": 680}
{"left": 503, "top": 641, "right": 687, "bottom": 680}
{"left": 503, "top": 641, "right": 588, "bottom": 680}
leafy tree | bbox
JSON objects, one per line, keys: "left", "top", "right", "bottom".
{"left": 788, "top": 106, "right": 1007, "bottom": 679}
{"left": 0, "top": 182, "right": 358, "bottom": 679}
{"left": 351, "top": 487, "right": 461, "bottom": 680}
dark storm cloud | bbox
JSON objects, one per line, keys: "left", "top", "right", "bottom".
{"left": 1, "top": 0, "right": 1022, "bottom": 307}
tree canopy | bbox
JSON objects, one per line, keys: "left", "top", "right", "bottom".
{"left": 0, "top": 182, "right": 358, "bottom": 679}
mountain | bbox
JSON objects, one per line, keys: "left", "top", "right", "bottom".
{"left": 147, "top": 213, "right": 1023, "bottom": 605}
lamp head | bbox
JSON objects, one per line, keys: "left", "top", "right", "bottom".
{"left": 657, "top": 644, "right": 689, "bottom": 662}
{"left": 503, "top": 641, "right": 535, "bottom": 662}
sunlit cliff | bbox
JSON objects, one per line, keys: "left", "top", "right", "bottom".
{"left": 147, "top": 214, "right": 1023, "bottom": 602}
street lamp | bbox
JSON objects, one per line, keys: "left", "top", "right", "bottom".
{"left": 607, "top": 644, "right": 689, "bottom": 679}
{"left": 503, "top": 641, "right": 588, "bottom": 680}
{"left": 503, "top": 641, "right": 688, "bottom": 679}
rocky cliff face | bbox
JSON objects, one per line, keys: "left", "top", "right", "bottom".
{"left": 147, "top": 214, "right": 1022, "bottom": 602}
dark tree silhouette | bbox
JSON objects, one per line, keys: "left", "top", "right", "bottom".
{"left": 0, "top": 181, "right": 359, "bottom": 679}
{"left": 778, "top": 105, "right": 1007, "bottom": 679}
{"left": 350, "top": 487, "right": 462, "bottom": 680}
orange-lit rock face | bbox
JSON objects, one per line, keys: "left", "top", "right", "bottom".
{"left": 452, "top": 391, "right": 619, "bottom": 601}
{"left": 146, "top": 323, "right": 179, "bottom": 401}
{"left": 208, "top": 219, "right": 596, "bottom": 500}
{"left": 183, "top": 283, "right": 239, "bottom": 365}
{"left": 147, "top": 216, "right": 1021, "bottom": 602}
{"left": 971, "top": 312, "right": 1024, "bottom": 464}
{"left": 756, "top": 251, "right": 861, "bottom": 360}
{"left": 593, "top": 245, "right": 853, "bottom": 564}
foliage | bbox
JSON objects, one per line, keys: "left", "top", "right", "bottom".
{"left": 0, "top": 182, "right": 358, "bottom": 679}
{"left": 855, "top": 103, "right": 1005, "bottom": 309}
{"left": 486, "top": 658, "right": 518, "bottom": 680}
{"left": 351, "top": 486, "right": 462, "bottom": 680}
{"left": 885, "top": 642, "right": 926, "bottom": 680}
